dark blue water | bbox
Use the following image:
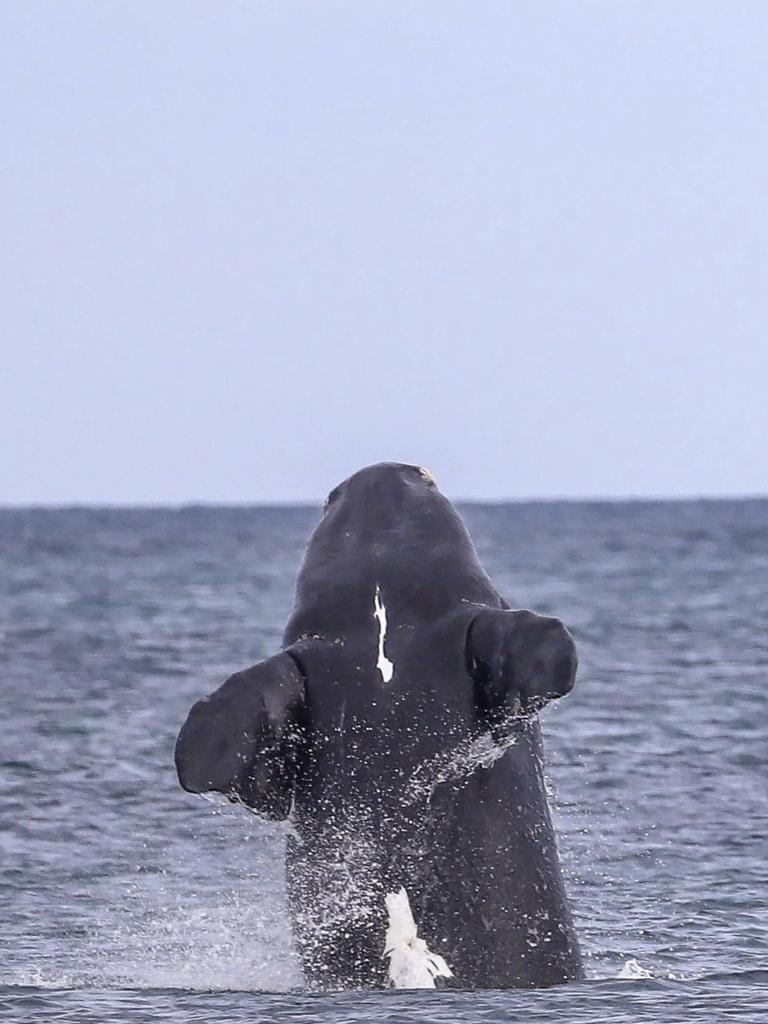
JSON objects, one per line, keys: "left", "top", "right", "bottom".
{"left": 2, "top": 502, "right": 767, "bottom": 1022}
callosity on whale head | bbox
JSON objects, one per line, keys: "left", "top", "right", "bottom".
{"left": 175, "top": 462, "right": 583, "bottom": 990}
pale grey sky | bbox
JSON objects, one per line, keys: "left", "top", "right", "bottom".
{"left": 1, "top": 2, "right": 766, "bottom": 503}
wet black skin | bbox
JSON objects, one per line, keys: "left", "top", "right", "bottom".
{"left": 175, "top": 463, "right": 583, "bottom": 989}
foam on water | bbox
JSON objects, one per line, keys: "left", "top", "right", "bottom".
{"left": 616, "top": 958, "right": 653, "bottom": 980}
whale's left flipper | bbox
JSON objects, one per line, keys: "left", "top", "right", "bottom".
{"left": 175, "top": 651, "right": 306, "bottom": 819}
{"left": 467, "top": 608, "right": 578, "bottom": 720}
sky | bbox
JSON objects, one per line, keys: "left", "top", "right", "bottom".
{"left": 1, "top": 2, "right": 766, "bottom": 504}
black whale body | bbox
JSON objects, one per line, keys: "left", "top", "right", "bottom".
{"left": 175, "top": 463, "right": 583, "bottom": 989}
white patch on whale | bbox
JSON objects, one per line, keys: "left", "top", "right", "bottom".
{"left": 384, "top": 887, "right": 453, "bottom": 988}
{"left": 373, "top": 585, "right": 394, "bottom": 683}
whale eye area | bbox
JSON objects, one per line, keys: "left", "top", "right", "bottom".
{"left": 323, "top": 485, "right": 343, "bottom": 513}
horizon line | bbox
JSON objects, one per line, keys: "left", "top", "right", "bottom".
{"left": 1, "top": 491, "right": 767, "bottom": 511}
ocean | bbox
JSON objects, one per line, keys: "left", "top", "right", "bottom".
{"left": 1, "top": 501, "right": 767, "bottom": 1022}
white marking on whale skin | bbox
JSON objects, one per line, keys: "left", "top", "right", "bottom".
{"left": 373, "top": 585, "right": 394, "bottom": 683}
{"left": 384, "top": 887, "right": 453, "bottom": 989}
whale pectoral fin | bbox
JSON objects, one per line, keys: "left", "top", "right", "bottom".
{"left": 466, "top": 608, "right": 578, "bottom": 720}
{"left": 174, "top": 651, "right": 306, "bottom": 819}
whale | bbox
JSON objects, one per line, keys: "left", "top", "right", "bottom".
{"left": 175, "top": 462, "right": 583, "bottom": 989}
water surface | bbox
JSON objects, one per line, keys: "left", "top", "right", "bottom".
{"left": 1, "top": 501, "right": 766, "bottom": 1020}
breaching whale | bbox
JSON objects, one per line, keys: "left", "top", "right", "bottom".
{"left": 175, "top": 462, "right": 583, "bottom": 989}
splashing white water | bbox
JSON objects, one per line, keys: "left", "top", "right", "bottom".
{"left": 616, "top": 958, "right": 653, "bottom": 979}
{"left": 65, "top": 807, "right": 301, "bottom": 993}
{"left": 403, "top": 723, "right": 520, "bottom": 805}
{"left": 384, "top": 888, "right": 453, "bottom": 989}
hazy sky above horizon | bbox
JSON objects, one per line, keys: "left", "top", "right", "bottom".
{"left": 1, "top": 2, "right": 766, "bottom": 503}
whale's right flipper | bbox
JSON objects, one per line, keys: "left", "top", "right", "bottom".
{"left": 175, "top": 651, "right": 306, "bottom": 819}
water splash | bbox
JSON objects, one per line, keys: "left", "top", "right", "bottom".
{"left": 616, "top": 958, "right": 653, "bottom": 980}
{"left": 403, "top": 721, "right": 520, "bottom": 805}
